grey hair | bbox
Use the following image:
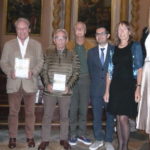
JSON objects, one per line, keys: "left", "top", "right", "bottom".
{"left": 14, "top": 18, "right": 30, "bottom": 28}
{"left": 53, "top": 29, "right": 68, "bottom": 39}
{"left": 74, "top": 21, "right": 86, "bottom": 31}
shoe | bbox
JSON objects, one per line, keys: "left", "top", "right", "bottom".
{"left": 27, "top": 138, "right": 35, "bottom": 148}
{"left": 8, "top": 138, "right": 16, "bottom": 149}
{"left": 89, "top": 140, "right": 104, "bottom": 150}
{"left": 77, "top": 136, "right": 92, "bottom": 145}
{"left": 60, "top": 140, "right": 71, "bottom": 150}
{"left": 105, "top": 142, "right": 114, "bottom": 150}
{"left": 38, "top": 141, "right": 49, "bottom": 150}
{"left": 69, "top": 137, "right": 77, "bottom": 146}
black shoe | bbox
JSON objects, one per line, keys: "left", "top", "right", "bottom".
{"left": 38, "top": 141, "right": 49, "bottom": 150}
{"left": 27, "top": 138, "right": 35, "bottom": 148}
{"left": 8, "top": 138, "right": 16, "bottom": 149}
{"left": 60, "top": 140, "right": 71, "bottom": 150}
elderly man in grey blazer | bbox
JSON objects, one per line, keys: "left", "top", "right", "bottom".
{"left": 0, "top": 18, "right": 43, "bottom": 149}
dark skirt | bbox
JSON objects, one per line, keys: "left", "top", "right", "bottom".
{"left": 107, "top": 78, "right": 137, "bottom": 118}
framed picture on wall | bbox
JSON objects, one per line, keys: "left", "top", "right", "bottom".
{"left": 64, "top": 0, "right": 112, "bottom": 39}
{"left": 6, "top": 0, "right": 42, "bottom": 34}
{"left": 78, "top": 0, "right": 111, "bottom": 37}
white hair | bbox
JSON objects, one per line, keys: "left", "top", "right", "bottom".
{"left": 14, "top": 17, "right": 30, "bottom": 28}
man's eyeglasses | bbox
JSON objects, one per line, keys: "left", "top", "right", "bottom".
{"left": 96, "top": 32, "right": 107, "bottom": 36}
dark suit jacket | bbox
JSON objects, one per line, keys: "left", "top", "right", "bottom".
{"left": 87, "top": 44, "right": 114, "bottom": 98}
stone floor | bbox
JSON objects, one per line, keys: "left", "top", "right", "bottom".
{"left": 0, "top": 126, "right": 149, "bottom": 150}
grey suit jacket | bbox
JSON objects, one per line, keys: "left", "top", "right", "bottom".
{"left": 0, "top": 38, "right": 44, "bottom": 93}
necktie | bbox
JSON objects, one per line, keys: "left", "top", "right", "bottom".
{"left": 100, "top": 48, "right": 105, "bottom": 65}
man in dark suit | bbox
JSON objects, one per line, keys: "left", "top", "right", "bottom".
{"left": 87, "top": 27, "right": 114, "bottom": 150}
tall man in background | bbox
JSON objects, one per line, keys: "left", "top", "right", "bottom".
{"left": 67, "top": 22, "right": 95, "bottom": 146}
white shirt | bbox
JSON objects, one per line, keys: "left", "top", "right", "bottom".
{"left": 145, "top": 33, "right": 150, "bottom": 60}
{"left": 98, "top": 43, "right": 108, "bottom": 61}
{"left": 17, "top": 37, "right": 29, "bottom": 58}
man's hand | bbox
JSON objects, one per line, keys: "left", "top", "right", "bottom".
{"left": 28, "top": 71, "right": 33, "bottom": 79}
{"left": 11, "top": 71, "right": 16, "bottom": 79}
{"left": 103, "top": 91, "right": 109, "bottom": 103}
{"left": 63, "top": 87, "right": 69, "bottom": 94}
{"left": 47, "top": 84, "right": 53, "bottom": 93}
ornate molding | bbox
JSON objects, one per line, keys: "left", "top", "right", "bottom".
{"left": 111, "top": 0, "right": 121, "bottom": 40}
{"left": 120, "top": 0, "right": 129, "bottom": 21}
{"left": 131, "top": 0, "right": 139, "bottom": 40}
{"left": 64, "top": 0, "right": 71, "bottom": 39}
{"left": 52, "top": 0, "right": 61, "bottom": 31}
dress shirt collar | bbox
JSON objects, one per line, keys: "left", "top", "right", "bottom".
{"left": 17, "top": 36, "right": 29, "bottom": 58}
{"left": 98, "top": 43, "right": 108, "bottom": 51}
{"left": 17, "top": 36, "right": 29, "bottom": 46}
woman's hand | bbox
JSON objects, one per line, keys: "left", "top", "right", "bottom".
{"left": 135, "top": 86, "right": 141, "bottom": 103}
{"left": 135, "top": 68, "right": 142, "bottom": 103}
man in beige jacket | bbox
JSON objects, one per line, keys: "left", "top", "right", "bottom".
{"left": 0, "top": 18, "right": 43, "bottom": 149}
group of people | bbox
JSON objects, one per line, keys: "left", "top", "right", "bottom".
{"left": 0, "top": 16, "right": 150, "bottom": 150}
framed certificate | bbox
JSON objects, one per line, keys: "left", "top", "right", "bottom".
{"left": 15, "top": 58, "right": 30, "bottom": 78}
{"left": 52, "top": 73, "right": 66, "bottom": 92}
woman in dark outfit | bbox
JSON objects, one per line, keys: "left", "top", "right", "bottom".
{"left": 104, "top": 21, "right": 143, "bottom": 150}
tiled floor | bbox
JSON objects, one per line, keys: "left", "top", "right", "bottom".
{"left": 0, "top": 127, "right": 149, "bottom": 150}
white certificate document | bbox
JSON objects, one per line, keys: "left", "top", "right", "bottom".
{"left": 15, "top": 58, "right": 30, "bottom": 78}
{"left": 52, "top": 73, "right": 66, "bottom": 91}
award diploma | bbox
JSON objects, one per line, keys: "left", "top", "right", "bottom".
{"left": 52, "top": 73, "right": 66, "bottom": 92}
{"left": 15, "top": 58, "right": 30, "bottom": 78}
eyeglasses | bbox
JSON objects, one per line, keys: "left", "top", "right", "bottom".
{"left": 96, "top": 32, "right": 107, "bottom": 36}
